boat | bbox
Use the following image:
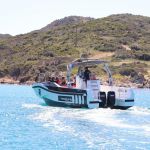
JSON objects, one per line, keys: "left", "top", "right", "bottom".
{"left": 32, "top": 58, "right": 134, "bottom": 109}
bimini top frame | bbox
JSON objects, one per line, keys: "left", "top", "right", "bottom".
{"left": 66, "top": 58, "right": 113, "bottom": 86}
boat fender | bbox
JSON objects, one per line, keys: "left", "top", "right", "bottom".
{"left": 98, "top": 92, "right": 107, "bottom": 107}
{"left": 107, "top": 91, "right": 115, "bottom": 108}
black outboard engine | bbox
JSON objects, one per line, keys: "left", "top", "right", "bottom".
{"left": 107, "top": 91, "right": 115, "bottom": 108}
{"left": 98, "top": 92, "right": 107, "bottom": 107}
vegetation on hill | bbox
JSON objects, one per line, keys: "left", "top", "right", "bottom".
{"left": 0, "top": 34, "right": 12, "bottom": 40}
{"left": 0, "top": 14, "right": 149, "bottom": 87}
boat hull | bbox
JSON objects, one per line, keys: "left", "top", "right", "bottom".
{"left": 32, "top": 83, "right": 88, "bottom": 108}
{"left": 32, "top": 83, "right": 134, "bottom": 109}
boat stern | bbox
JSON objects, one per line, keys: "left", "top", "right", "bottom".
{"left": 114, "top": 88, "right": 134, "bottom": 109}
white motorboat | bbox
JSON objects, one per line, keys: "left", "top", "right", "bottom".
{"left": 32, "top": 58, "right": 134, "bottom": 109}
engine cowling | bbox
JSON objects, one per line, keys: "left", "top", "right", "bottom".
{"left": 107, "top": 91, "right": 116, "bottom": 108}
{"left": 98, "top": 92, "right": 107, "bottom": 107}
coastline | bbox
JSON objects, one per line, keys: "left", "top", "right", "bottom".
{"left": 0, "top": 77, "right": 34, "bottom": 85}
{"left": 0, "top": 77, "right": 149, "bottom": 88}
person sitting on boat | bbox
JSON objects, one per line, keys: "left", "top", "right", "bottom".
{"left": 71, "top": 75, "right": 76, "bottom": 87}
{"left": 90, "top": 72, "right": 96, "bottom": 80}
{"left": 48, "top": 76, "right": 52, "bottom": 81}
{"left": 55, "top": 77, "right": 60, "bottom": 84}
{"left": 61, "top": 76, "right": 66, "bottom": 86}
{"left": 51, "top": 77, "right": 55, "bottom": 82}
{"left": 84, "top": 67, "right": 91, "bottom": 82}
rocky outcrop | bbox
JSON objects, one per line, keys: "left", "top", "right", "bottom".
{"left": 135, "top": 53, "right": 150, "bottom": 61}
{"left": 131, "top": 72, "right": 146, "bottom": 84}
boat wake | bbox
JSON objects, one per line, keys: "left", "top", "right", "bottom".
{"left": 23, "top": 102, "right": 150, "bottom": 149}
{"left": 23, "top": 103, "right": 150, "bottom": 130}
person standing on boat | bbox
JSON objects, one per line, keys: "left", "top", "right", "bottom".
{"left": 77, "top": 67, "right": 84, "bottom": 79}
{"left": 84, "top": 67, "right": 91, "bottom": 83}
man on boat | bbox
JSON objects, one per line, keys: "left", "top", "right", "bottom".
{"left": 84, "top": 67, "right": 91, "bottom": 83}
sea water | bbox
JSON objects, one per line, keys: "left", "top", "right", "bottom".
{"left": 0, "top": 84, "right": 150, "bottom": 150}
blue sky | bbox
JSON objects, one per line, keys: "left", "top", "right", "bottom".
{"left": 0, "top": 0, "right": 150, "bottom": 35}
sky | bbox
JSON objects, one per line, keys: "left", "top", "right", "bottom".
{"left": 0, "top": 0, "right": 150, "bottom": 35}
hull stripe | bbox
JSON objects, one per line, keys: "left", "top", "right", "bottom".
{"left": 77, "top": 95, "right": 79, "bottom": 104}
{"left": 125, "top": 99, "right": 134, "bottom": 102}
{"left": 74, "top": 95, "right": 76, "bottom": 104}
{"left": 33, "top": 85, "right": 86, "bottom": 96}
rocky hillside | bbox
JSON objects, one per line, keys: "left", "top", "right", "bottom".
{"left": 0, "top": 14, "right": 149, "bottom": 87}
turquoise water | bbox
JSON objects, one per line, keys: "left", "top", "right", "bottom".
{"left": 0, "top": 85, "right": 150, "bottom": 150}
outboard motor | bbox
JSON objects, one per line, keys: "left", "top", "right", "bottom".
{"left": 107, "top": 91, "right": 115, "bottom": 108}
{"left": 98, "top": 92, "right": 107, "bottom": 107}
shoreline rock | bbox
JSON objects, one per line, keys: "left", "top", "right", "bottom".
{"left": 0, "top": 77, "right": 149, "bottom": 88}
{"left": 0, "top": 77, "right": 34, "bottom": 85}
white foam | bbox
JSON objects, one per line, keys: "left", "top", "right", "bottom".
{"left": 141, "top": 125, "right": 150, "bottom": 133}
{"left": 31, "top": 108, "right": 76, "bottom": 133}
{"left": 22, "top": 103, "right": 44, "bottom": 109}
{"left": 24, "top": 102, "right": 150, "bottom": 143}
{"left": 130, "top": 106, "right": 150, "bottom": 115}
{"left": 29, "top": 106, "right": 150, "bottom": 131}
{"left": 76, "top": 109, "right": 135, "bottom": 128}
